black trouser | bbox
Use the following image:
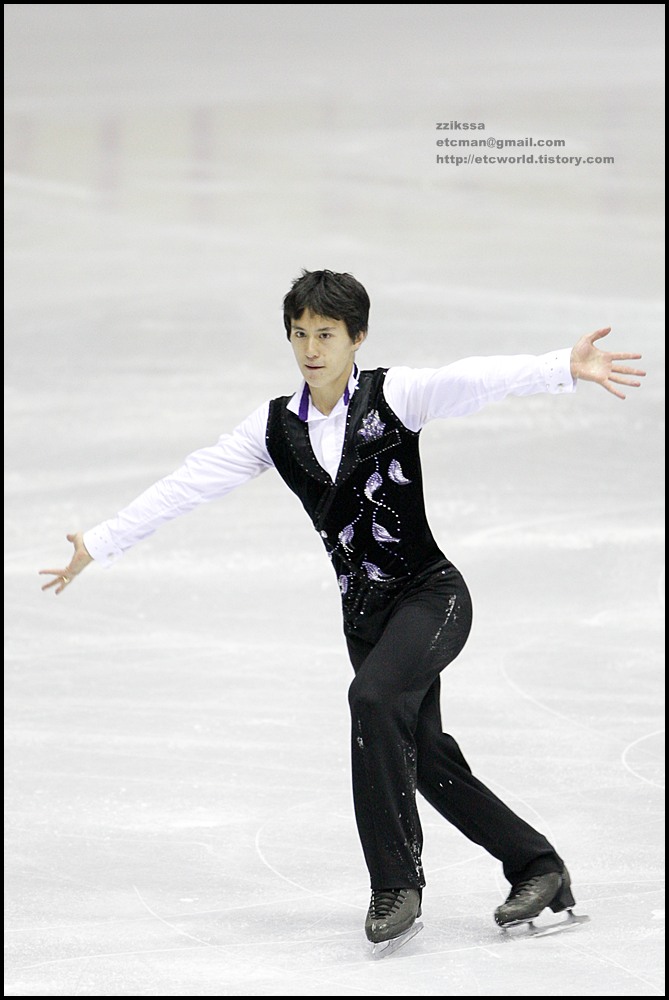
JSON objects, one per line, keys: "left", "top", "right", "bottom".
{"left": 346, "top": 563, "right": 563, "bottom": 891}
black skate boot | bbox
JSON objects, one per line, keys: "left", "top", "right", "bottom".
{"left": 494, "top": 866, "right": 576, "bottom": 927}
{"left": 365, "top": 887, "right": 422, "bottom": 944}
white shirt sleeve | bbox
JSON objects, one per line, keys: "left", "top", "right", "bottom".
{"left": 383, "top": 348, "right": 576, "bottom": 431}
{"left": 83, "top": 401, "right": 273, "bottom": 567}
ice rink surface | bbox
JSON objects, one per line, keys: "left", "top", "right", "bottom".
{"left": 4, "top": 4, "right": 665, "bottom": 996}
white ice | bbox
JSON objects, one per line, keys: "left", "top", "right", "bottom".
{"left": 4, "top": 4, "right": 665, "bottom": 996}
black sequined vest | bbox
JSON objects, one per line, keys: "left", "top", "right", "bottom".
{"left": 266, "top": 368, "right": 449, "bottom": 641}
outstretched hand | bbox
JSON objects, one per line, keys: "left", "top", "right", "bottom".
{"left": 40, "top": 532, "right": 93, "bottom": 595}
{"left": 570, "top": 327, "right": 646, "bottom": 399}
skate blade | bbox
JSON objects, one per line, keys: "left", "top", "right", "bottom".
{"left": 370, "top": 920, "right": 424, "bottom": 959}
{"left": 501, "top": 910, "right": 590, "bottom": 939}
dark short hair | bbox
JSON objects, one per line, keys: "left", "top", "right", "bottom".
{"left": 283, "top": 269, "right": 370, "bottom": 341}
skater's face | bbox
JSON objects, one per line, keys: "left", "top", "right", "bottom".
{"left": 289, "top": 309, "right": 365, "bottom": 396}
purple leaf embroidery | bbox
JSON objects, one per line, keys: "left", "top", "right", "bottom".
{"left": 362, "top": 561, "right": 391, "bottom": 581}
{"left": 364, "top": 471, "right": 383, "bottom": 500}
{"left": 372, "top": 522, "right": 400, "bottom": 544}
{"left": 339, "top": 575, "right": 349, "bottom": 595}
{"left": 388, "top": 459, "right": 411, "bottom": 485}
{"left": 338, "top": 524, "right": 355, "bottom": 549}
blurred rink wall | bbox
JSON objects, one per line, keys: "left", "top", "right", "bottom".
{"left": 5, "top": 6, "right": 664, "bottom": 371}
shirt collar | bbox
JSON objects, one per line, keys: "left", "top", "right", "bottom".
{"left": 287, "top": 363, "right": 360, "bottom": 422}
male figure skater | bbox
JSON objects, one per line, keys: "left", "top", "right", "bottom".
{"left": 41, "top": 269, "right": 645, "bottom": 949}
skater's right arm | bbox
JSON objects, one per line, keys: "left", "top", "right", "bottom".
{"left": 39, "top": 402, "right": 273, "bottom": 594}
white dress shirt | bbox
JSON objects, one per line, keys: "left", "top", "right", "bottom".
{"left": 83, "top": 349, "right": 575, "bottom": 568}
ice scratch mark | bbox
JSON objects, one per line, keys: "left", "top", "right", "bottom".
{"left": 621, "top": 728, "right": 665, "bottom": 789}
{"left": 133, "top": 884, "right": 220, "bottom": 949}
{"left": 254, "top": 811, "right": 362, "bottom": 911}
{"left": 500, "top": 641, "right": 615, "bottom": 740}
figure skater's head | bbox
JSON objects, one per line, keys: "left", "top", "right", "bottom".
{"left": 283, "top": 270, "right": 370, "bottom": 342}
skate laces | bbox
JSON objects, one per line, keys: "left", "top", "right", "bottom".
{"left": 369, "top": 888, "right": 408, "bottom": 919}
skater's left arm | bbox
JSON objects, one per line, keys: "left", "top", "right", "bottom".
{"left": 569, "top": 327, "right": 645, "bottom": 399}
{"left": 384, "top": 327, "right": 645, "bottom": 430}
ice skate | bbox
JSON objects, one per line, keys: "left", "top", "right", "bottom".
{"left": 495, "top": 866, "right": 589, "bottom": 935}
{"left": 365, "top": 888, "right": 423, "bottom": 958}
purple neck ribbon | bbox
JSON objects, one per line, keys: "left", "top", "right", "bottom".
{"left": 298, "top": 363, "right": 358, "bottom": 422}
